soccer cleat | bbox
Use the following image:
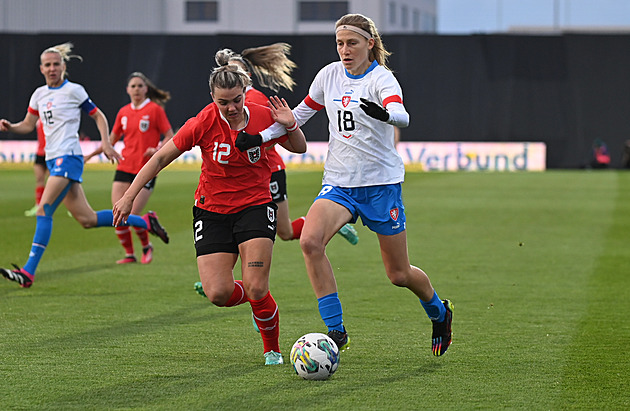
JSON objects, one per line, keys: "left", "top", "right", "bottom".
{"left": 264, "top": 350, "right": 284, "bottom": 365}
{"left": 194, "top": 282, "right": 206, "bottom": 297}
{"left": 1, "top": 264, "right": 34, "bottom": 288}
{"left": 252, "top": 314, "right": 260, "bottom": 333}
{"left": 141, "top": 245, "right": 153, "bottom": 264}
{"left": 116, "top": 255, "right": 137, "bottom": 264}
{"left": 144, "top": 211, "right": 169, "bottom": 244}
{"left": 327, "top": 328, "right": 350, "bottom": 352}
{"left": 337, "top": 223, "right": 359, "bottom": 245}
{"left": 431, "top": 299, "right": 454, "bottom": 356}
{"left": 24, "top": 205, "right": 38, "bottom": 217}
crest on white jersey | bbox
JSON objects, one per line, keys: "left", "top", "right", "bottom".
{"left": 139, "top": 119, "right": 150, "bottom": 132}
{"left": 247, "top": 146, "right": 261, "bottom": 163}
{"left": 342, "top": 96, "right": 351, "bottom": 107}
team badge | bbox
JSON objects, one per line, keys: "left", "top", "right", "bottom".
{"left": 267, "top": 206, "right": 276, "bottom": 222}
{"left": 342, "top": 96, "right": 351, "bottom": 107}
{"left": 139, "top": 119, "right": 150, "bottom": 132}
{"left": 270, "top": 181, "right": 279, "bottom": 194}
{"left": 390, "top": 208, "right": 399, "bottom": 221}
{"left": 55, "top": 157, "right": 64, "bottom": 166}
{"left": 246, "top": 146, "right": 261, "bottom": 163}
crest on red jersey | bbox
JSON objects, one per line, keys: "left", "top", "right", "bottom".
{"left": 139, "top": 119, "right": 150, "bottom": 132}
{"left": 390, "top": 208, "right": 399, "bottom": 221}
{"left": 342, "top": 96, "right": 351, "bottom": 107}
{"left": 247, "top": 146, "right": 261, "bottom": 163}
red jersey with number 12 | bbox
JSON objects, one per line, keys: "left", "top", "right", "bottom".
{"left": 173, "top": 102, "right": 286, "bottom": 214}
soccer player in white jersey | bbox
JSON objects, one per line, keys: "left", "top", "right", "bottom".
{"left": 246, "top": 14, "right": 454, "bottom": 356}
{"left": 0, "top": 42, "right": 169, "bottom": 289}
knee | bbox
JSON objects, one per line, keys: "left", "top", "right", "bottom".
{"left": 75, "top": 214, "right": 96, "bottom": 229}
{"left": 300, "top": 234, "right": 325, "bottom": 258}
{"left": 386, "top": 268, "right": 411, "bottom": 288}
{"left": 244, "top": 282, "right": 267, "bottom": 301}
{"left": 276, "top": 226, "right": 293, "bottom": 241}
{"left": 205, "top": 286, "right": 232, "bottom": 306}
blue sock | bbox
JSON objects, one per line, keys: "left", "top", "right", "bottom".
{"left": 96, "top": 210, "right": 147, "bottom": 229}
{"left": 420, "top": 291, "right": 446, "bottom": 322}
{"left": 318, "top": 292, "right": 345, "bottom": 332}
{"left": 23, "top": 216, "right": 53, "bottom": 276}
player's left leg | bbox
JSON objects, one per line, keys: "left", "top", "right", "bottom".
{"left": 377, "top": 231, "right": 453, "bottom": 356}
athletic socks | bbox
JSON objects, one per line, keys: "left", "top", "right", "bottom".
{"left": 35, "top": 186, "right": 44, "bottom": 205}
{"left": 23, "top": 215, "right": 53, "bottom": 276}
{"left": 250, "top": 292, "right": 280, "bottom": 353}
{"left": 133, "top": 226, "right": 150, "bottom": 248}
{"left": 318, "top": 292, "right": 345, "bottom": 333}
{"left": 291, "top": 217, "right": 306, "bottom": 240}
{"left": 95, "top": 210, "right": 147, "bottom": 229}
{"left": 420, "top": 290, "right": 447, "bottom": 322}
{"left": 115, "top": 227, "right": 134, "bottom": 256}
{"left": 224, "top": 280, "right": 248, "bottom": 307}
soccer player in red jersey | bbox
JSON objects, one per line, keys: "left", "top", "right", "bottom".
{"left": 86, "top": 72, "right": 174, "bottom": 264}
{"left": 112, "top": 63, "right": 306, "bottom": 365}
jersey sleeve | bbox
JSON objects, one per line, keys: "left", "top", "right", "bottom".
{"left": 378, "top": 72, "right": 409, "bottom": 128}
{"left": 112, "top": 108, "right": 125, "bottom": 136}
{"left": 172, "top": 117, "right": 199, "bottom": 152}
{"left": 28, "top": 89, "right": 40, "bottom": 116}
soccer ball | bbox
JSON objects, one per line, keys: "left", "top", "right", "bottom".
{"left": 290, "top": 332, "right": 340, "bottom": 380}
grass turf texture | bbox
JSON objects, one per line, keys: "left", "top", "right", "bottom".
{"left": 0, "top": 167, "right": 628, "bottom": 409}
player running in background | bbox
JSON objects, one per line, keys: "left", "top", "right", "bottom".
{"left": 244, "top": 14, "right": 454, "bottom": 356}
{"left": 0, "top": 42, "right": 169, "bottom": 289}
{"left": 215, "top": 44, "right": 358, "bottom": 244}
{"left": 85, "top": 72, "right": 174, "bottom": 264}
{"left": 112, "top": 63, "right": 306, "bottom": 365}
{"left": 24, "top": 119, "right": 48, "bottom": 217}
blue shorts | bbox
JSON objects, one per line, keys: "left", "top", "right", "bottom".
{"left": 46, "top": 155, "right": 84, "bottom": 183}
{"left": 314, "top": 184, "right": 406, "bottom": 235}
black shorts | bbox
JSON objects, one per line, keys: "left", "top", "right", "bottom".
{"left": 34, "top": 155, "right": 46, "bottom": 166}
{"left": 114, "top": 170, "right": 156, "bottom": 191}
{"left": 270, "top": 169, "right": 287, "bottom": 203}
{"left": 193, "top": 202, "right": 277, "bottom": 256}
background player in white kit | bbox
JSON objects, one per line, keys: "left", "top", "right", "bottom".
{"left": 248, "top": 13, "right": 454, "bottom": 356}
{"left": 0, "top": 42, "right": 169, "bottom": 288}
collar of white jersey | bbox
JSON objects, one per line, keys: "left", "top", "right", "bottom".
{"left": 218, "top": 104, "right": 250, "bottom": 131}
{"left": 131, "top": 98, "right": 151, "bottom": 110}
{"left": 345, "top": 60, "right": 378, "bottom": 80}
{"left": 48, "top": 79, "right": 69, "bottom": 90}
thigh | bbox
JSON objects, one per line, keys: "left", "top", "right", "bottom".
{"left": 302, "top": 198, "right": 353, "bottom": 245}
{"left": 197, "top": 253, "right": 239, "bottom": 289}
{"left": 239, "top": 237, "right": 274, "bottom": 299}
{"left": 64, "top": 182, "right": 96, "bottom": 225}
{"left": 377, "top": 230, "right": 411, "bottom": 274}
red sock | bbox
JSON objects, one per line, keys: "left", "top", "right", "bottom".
{"left": 224, "top": 280, "right": 248, "bottom": 307}
{"left": 133, "top": 226, "right": 150, "bottom": 248}
{"left": 115, "top": 227, "right": 134, "bottom": 255}
{"left": 35, "top": 186, "right": 45, "bottom": 205}
{"left": 291, "top": 217, "right": 306, "bottom": 240}
{"left": 250, "top": 292, "right": 280, "bottom": 353}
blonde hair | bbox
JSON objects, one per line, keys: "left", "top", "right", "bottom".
{"left": 40, "top": 42, "right": 83, "bottom": 78}
{"left": 127, "top": 72, "right": 171, "bottom": 106}
{"left": 215, "top": 43, "right": 297, "bottom": 92}
{"left": 208, "top": 64, "right": 252, "bottom": 93}
{"left": 335, "top": 14, "right": 391, "bottom": 71}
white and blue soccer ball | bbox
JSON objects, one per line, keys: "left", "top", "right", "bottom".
{"left": 290, "top": 332, "right": 340, "bottom": 380}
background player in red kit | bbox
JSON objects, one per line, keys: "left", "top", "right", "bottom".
{"left": 112, "top": 63, "right": 306, "bottom": 365}
{"left": 86, "top": 72, "right": 174, "bottom": 264}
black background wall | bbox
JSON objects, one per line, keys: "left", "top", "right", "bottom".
{"left": 2, "top": 33, "right": 630, "bottom": 168}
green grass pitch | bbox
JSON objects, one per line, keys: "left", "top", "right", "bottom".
{"left": 0, "top": 166, "right": 628, "bottom": 409}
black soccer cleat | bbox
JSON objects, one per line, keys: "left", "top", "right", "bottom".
{"left": 1, "top": 264, "right": 34, "bottom": 288}
{"left": 144, "top": 211, "right": 169, "bottom": 244}
{"left": 328, "top": 327, "right": 351, "bottom": 352}
{"left": 431, "top": 299, "right": 454, "bottom": 356}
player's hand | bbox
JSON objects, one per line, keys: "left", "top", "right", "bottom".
{"left": 0, "top": 119, "right": 11, "bottom": 132}
{"left": 112, "top": 196, "right": 133, "bottom": 227}
{"left": 268, "top": 95, "right": 295, "bottom": 128}
{"left": 235, "top": 131, "right": 262, "bottom": 152}
{"left": 359, "top": 98, "right": 389, "bottom": 122}
{"left": 102, "top": 143, "right": 123, "bottom": 164}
